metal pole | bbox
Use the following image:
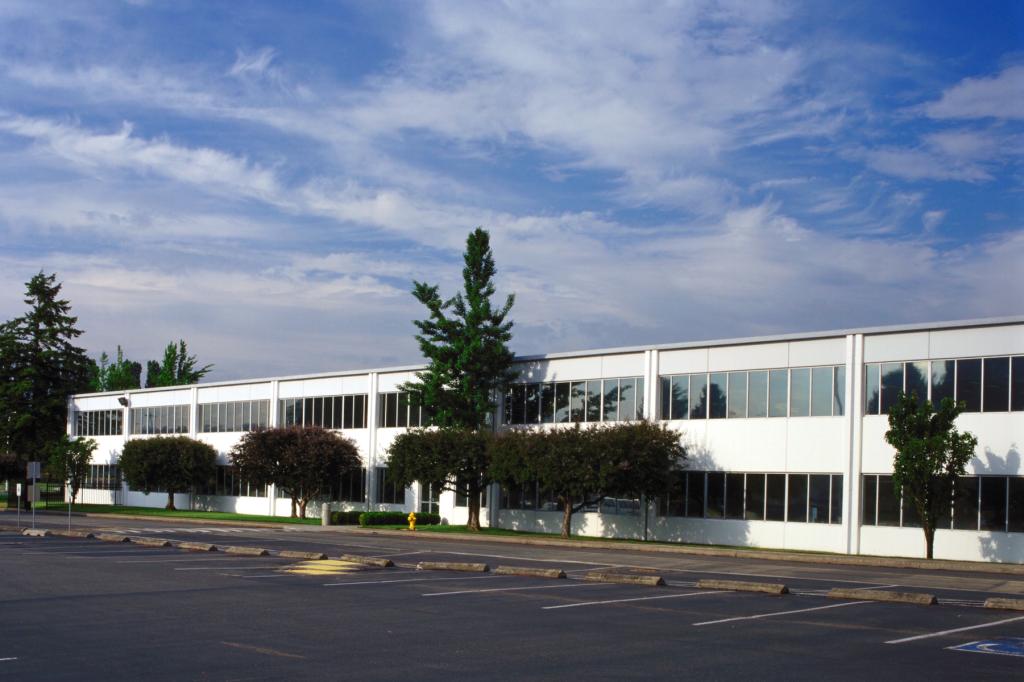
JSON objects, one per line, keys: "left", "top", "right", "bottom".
{"left": 67, "top": 462, "right": 72, "bottom": 532}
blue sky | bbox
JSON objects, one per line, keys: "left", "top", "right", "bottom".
{"left": 0, "top": 0, "right": 1021, "bottom": 380}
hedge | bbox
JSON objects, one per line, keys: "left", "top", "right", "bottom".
{"left": 330, "top": 510, "right": 364, "bottom": 525}
{"left": 358, "top": 511, "right": 441, "bottom": 526}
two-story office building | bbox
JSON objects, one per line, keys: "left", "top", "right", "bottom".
{"left": 68, "top": 317, "right": 1024, "bottom": 562}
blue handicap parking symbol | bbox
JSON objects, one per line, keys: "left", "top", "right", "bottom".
{"left": 949, "top": 637, "right": 1024, "bottom": 658}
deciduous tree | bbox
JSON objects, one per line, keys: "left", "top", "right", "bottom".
{"left": 48, "top": 434, "right": 96, "bottom": 504}
{"left": 231, "top": 426, "right": 361, "bottom": 517}
{"left": 145, "top": 340, "right": 212, "bottom": 387}
{"left": 89, "top": 346, "right": 142, "bottom": 391}
{"left": 119, "top": 436, "right": 218, "bottom": 510}
{"left": 885, "top": 393, "right": 977, "bottom": 559}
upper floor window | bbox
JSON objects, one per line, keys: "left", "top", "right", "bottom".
{"left": 865, "top": 356, "right": 1022, "bottom": 415}
{"left": 659, "top": 366, "right": 844, "bottom": 420}
{"left": 75, "top": 409, "right": 123, "bottom": 436}
{"left": 503, "top": 377, "right": 645, "bottom": 425}
{"left": 199, "top": 400, "right": 270, "bottom": 433}
{"left": 280, "top": 394, "right": 368, "bottom": 429}
{"left": 377, "top": 392, "right": 429, "bottom": 428}
{"left": 131, "top": 405, "right": 190, "bottom": 435}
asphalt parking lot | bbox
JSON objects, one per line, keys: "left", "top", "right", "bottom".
{"left": 2, "top": 520, "right": 1023, "bottom": 680}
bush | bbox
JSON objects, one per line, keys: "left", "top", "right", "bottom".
{"left": 358, "top": 511, "right": 441, "bottom": 526}
{"left": 330, "top": 510, "right": 364, "bottom": 525}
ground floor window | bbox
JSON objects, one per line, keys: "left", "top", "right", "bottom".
{"left": 862, "top": 474, "right": 1024, "bottom": 533}
{"left": 375, "top": 467, "right": 405, "bottom": 505}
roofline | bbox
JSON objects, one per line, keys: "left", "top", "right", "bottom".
{"left": 71, "top": 315, "right": 1023, "bottom": 399}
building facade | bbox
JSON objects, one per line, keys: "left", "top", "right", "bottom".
{"left": 68, "top": 317, "right": 1024, "bottom": 563}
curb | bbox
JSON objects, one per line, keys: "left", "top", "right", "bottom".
{"left": 984, "top": 597, "right": 1024, "bottom": 611}
{"left": 222, "top": 545, "right": 269, "bottom": 556}
{"left": 493, "top": 566, "right": 566, "bottom": 579}
{"left": 697, "top": 579, "right": 788, "bottom": 595}
{"left": 175, "top": 541, "right": 217, "bottom": 552}
{"left": 278, "top": 550, "right": 328, "bottom": 560}
{"left": 131, "top": 537, "right": 172, "bottom": 548}
{"left": 346, "top": 527, "right": 1024, "bottom": 576}
{"left": 51, "top": 529, "right": 95, "bottom": 539}
{"left": 21, "top": 528, "right": 49, "bottom": 537}
{"left": 339, "top": 554, "right": 394, "bottom": 568}
{"left": 96, "top": 533, "right": 131, "bottom": 543}
{"left": 827, "top": 588, "right": 936, "bottom": 605}
{"left": 417, "top": 561, "right": 489, "bottom": 573}
{"left": 583, "top": 571, "right": 665, "bottom": 587}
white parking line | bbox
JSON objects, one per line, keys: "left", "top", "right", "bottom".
{"left": 325, "top": 574, "right": 506, "bottom": 587}
{"left": 543, "top": 590, "right": 730, "bottom": 610}
{"left": 423, "top": 583, "right": 604, "bottom": 597}
{"left": 175, "top": 566, "right": 280, "bottom": 571}
{"left": 0, "top": 657, "right": 17, "bottom": 662}
{"left": 693, "top": 600, "right": 872, "bottom": 626}
{"left": 885, "top": 615, "right": 1024, "bottom": 644}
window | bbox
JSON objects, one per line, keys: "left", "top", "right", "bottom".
{"left": 787, "top": 474, "right": 808, "bottom": 522}
{"left": 686, "top": 471, "right": 705, "bottom": 517}
{"left": 953, "top": 476, "right": 979, "bottom": 530}
{"left": 809, "top": 474, "right": 830, "bottom": 523}
{"left": 199, "top": 400, "right": 269, "bottom": 433}
{"left": 690, "top": 374, "right": 708, "bottom": 419}
{"left": 204, "top": 466, "right": 266, "bottom": 497}
{"left": 672, "top": 375, "right": 689, "bottom": 420}
{"left": 727, "top": 373, "right": 747, "bottom": 419}
{"left": 931, "top": 360, "right": 955, "bottom": 406}
{"left": 983, "top": 357, "right": 1009, "bottom": 412}
{"left": 420, "top": 480, "right": 442, "bottom": 514}
{"left": 865, "top": 363, "right": 880, "bottom": 414}
{"left": 706, "top": 472, "right": 725, "bottom": 518}
{"left": 877, "top": 475, "right": 901, "bottom": 526}
{"left": 768, "top": 370, "right": 788, "bottom": 417}
{"left": 830, "top": 475, "right": 843, "bottom": 524}
{"left": 1013, "top": 357, "right": 1024, "bottom": 412}
{"left": 1010, "top": 477, "right": 1024, "bottom": 533}
{"left": 810, "top": 367, "right": 833, "bottom": 417}
{"left": 708, "top": 373, "right": 727, "bottom": 419}
{"left": 725, "top": 473, "right": 744, "bottom": 518}
{"left": 658, "top": 471, "right": 686, "bottom": 517}
{"left": 375, "top": 468, "right": 405, "bottom": 505}
{"left": 862, "top": 474, "right": 877, "bottom": 526}
{"left": 376, "top": 392, "right": 423, "bottom": 428}
{"left": 84, "top": 464, "right": 121, "bottom": 490}
{"left": 880, "top": 362, "right": 903, "bottom": 414}
{"left": 504, "top": 377, "right": 645, "bottom": 425}
{"left": 75, "top": 409, "right": 123, "bottom": 436}
{"left": 789, "top": 368, "right": 810, "bottom": 417}
{"left": 130, "top": 405, "right": 189, "bottom": 435}
{"left": 980, "top": 476, "right": 1007, "bottom": 531}
{"left": 905, "top": 361, "right": 928, "bottom": 407}
{"left": 765, "top": 474, "right": 786, "bottom": 521}
{"left": 748, "top": 371, "right": 768, "bottom": 418}
{"left": 745, "top": 473, "right": 765, "bottom": 520}
{"left": 332, "top": 468, "right": 366, "bottom": 503}
{"left": 956, "top": 359, "right": 982, "bottom": 412}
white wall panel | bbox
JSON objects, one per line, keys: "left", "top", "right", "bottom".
{"left": 657, "top": 348, "right": 708, "bottom": 375}
{"left": 278, "top": 375, "right": 371, "bottom": 398}
{"left": 197, "top": 383, "right": 272, "bottom": 403}
{"left": 600, "top": 353, "right": 645, "bottom": 377}
{"left": 929, "top": 325, "right": 1024, "bottom": 359}
{"left": 787, "top": 418, "right": 847, "bottom": 472}
{"left": 788, "top": 338, "right": 846, "bottom": 367}
{"left": 376, "top": 372, "right": 420, "bottom": 392}
{"left": 863, "top": 332, "right": 929, "bottom": 363}
{"left": 708, "top": 343, "right": 788, "bottom": 372}
{"left": 514, "top": 356, "right": 604, "bottom": 383}
{"left": 129, "top": 390, "right": 190, "bottom": 407}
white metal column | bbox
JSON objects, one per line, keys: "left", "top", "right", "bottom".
{"left": 845, "top": 333, "right": 865, "bottom": 555}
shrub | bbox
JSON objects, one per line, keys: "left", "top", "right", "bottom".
{"left": 358, "top": 511, "right": 441, "bottom": 526}
{"left": 330, "top": 510, "right": 364, "bottom": 525}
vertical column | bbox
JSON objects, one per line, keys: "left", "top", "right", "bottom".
{"left": 845, "top": 333, "right": 865, "bottom": 555}
{"left": 645, "top": 349, "right": 659, "bottom": 420}
{"left": 189, "top": 386, "right": 199, "bottom": 436}
{"left": 366, "top": 372, "right": 379, "bottom": 509}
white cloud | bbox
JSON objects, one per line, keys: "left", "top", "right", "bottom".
{"left": 925, "top": 65, "right": 1024, "bottom": 120}
{"left": 228, "top": 47, "right": 277, "bottom": 77}
{"left": 921, "top": 209, "right": 946, "bottom": 233}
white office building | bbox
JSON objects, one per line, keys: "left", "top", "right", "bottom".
{"left": 68, "top": 317, "right": 1024, "bottom": 563}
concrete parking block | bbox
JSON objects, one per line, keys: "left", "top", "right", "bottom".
{"left": 827, "top": 588, "right": 936, "bottom": 605}
{"left": 583, "top": 571, "right": 665, "bottom": 587}
{"left": 338, "top": 554, "right": 394, "bottom": 567}
{"left": 21, "top": 528, "right": 50, "bottom": 537}
{"left": 50, "top": 529, "right": 95, "bottom": 539}
{"left": 131, "top": 537, "right": 172, "bottom": 548}
{"left": 417, "top": 561, "right": 490, "bottom": 573}
{"left": 278, "top": 550, "right": 328, "bottom": 560}
{"left": 96, "top": 533, "right": 131, "bottom": 543}
{"left": 493, "top": 566, "right": 566, "bottom": 579}
{"left": 175, "top": 541, "right": 217, "bottom": 552}
{"left": 984, "top": 597, "right": 1024, "bottom": 611}
{"left": 697, "top": 579, "right": 788, "bottom": 595}
{"left": 222, "top": 545, "right": 270, "bottom": 556}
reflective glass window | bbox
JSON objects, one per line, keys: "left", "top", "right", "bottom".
{"left": 953, "top": 476, "right": 980, "bottom": 530}
{"left": 1009, "top": 477, "right": 1024, "bottom": 533}
{"left": 619, "top": 378, "right": 636, "bottom": 421}
{"left": 690, "top": 374, "right": 708, "bottom": 419}
{"left": 810, "top": 366, "right": 833, "bottom": 416}
{"left": 586, "top": 380, "right": 602, "bottom": 422}
{"left": 708, "top": 373, "right": 727, "bottom": 419}
{"left": 541, "top": 383, "right": 555, "bottom": 424}
{"left": 526, "top": 384, "right": 541, "bottom": 424}
{"left": 353, "top": 395, "right": 365, "bottom": 428}
{"left": 833, "top": 366, "right": 846, "bottom": 416}
{"left": 686, "top": 472, "right": 705, "bottom": 517}
{"left": 554, "top": 383, "right": 571, "bottom": 423}
{"left": 931, "top": 360, "right": 955, "bottom": 407}
{"left": 671, "top": 375, "right": 689, "bottom": 420}
{"left": 769, "top": 369, "right": 788, "bottom": 417}
{"left": 636, "top": 377, "right": 645, "bottom": 419}
{"left": 727, "top": 372, "right": 747, "bottom": 418}
{"left": 983, "top": 357, "right": 1009, "bottom": 412}
{"left": 747, "top": 371, "right": 768, "bottom": 418}
{"left": 725, "top": 473, "right": 744, "bottom": 518}
{"left": 905, "top": 361, "right": 928, "bottom": 407}
{"left": 511, "top": 385, "right": 526, "bottom": 424}
{"left": 602, "top": 379, "right": 618, "bottom": 422}
{"left": 765, "top": 474, "right": 786, "bottom": 521}
{"left": 745, "top": 474, "right": 765, "bottom": 520}
{"left": 787, "top": 474, "right": 808, "bottom": 522}
{"left": 789, "top": 368, "right": 810, "bottom": 417}
{"left": 809, "top": 474, "right": 830, "bottom": 523}
{"left": 865, "top": 364, "right": 880, "bottom": 414}
{"left": 1013, "top": 357, "right": 1024, "bottom": 412}
{"left": 862, "top": 475, "right": 877, "bottom": 525}
{"left": 396, "top": 393, "right": 409, "bottom": 428}
{"left": 880, "top": 362, "right": 903, "bottom": 414}
{"left": 570, "top": 382, "right": 586, "bottom": 422}
{"left": 956, "top": 359, "right": 982, "bottom": 412}
{"left": 979, "top": 477, "right": 1007, "bottom": 532}
{"left": 706, "top": 472, "right": 725, "bottom": 518}
{"left": 303, "top": 398, "right": 314, "bottom": 425}
{"left": 830, "top": 475, "right": 843, "bottom": 524}
{"left": 877, "top": 475, "right": 900, "bottom": 526}
{"left": 659, "top": 377, "right": 671, "bottom": 420}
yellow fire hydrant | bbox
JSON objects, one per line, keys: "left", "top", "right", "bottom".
{"left": 408, "top": 512, "right": 417, "bottom": 531}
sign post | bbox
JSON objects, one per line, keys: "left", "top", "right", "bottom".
{"left": 27, "top": 461, "right": 41, "bottom": 529}
{"left": 15, "top": 483, "right": 21, "bottom": 529}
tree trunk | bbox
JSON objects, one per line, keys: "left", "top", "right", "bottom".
{"left": 166, "top": 491, "right": 175, "bottom": 511}
{"left": 467, "top": 487, "right": 481, "bottom": 531}
{"left": 561, "top": 495, "right": 573, "bottom": 539}
{"left": 924, "top": 523, "right": 935, "bottom": 560}
{"left": 290, "top": 497, "right": 297, "bottom": 518}
{"left": 298, "top": 499, "right": 307, "bottom": 518}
